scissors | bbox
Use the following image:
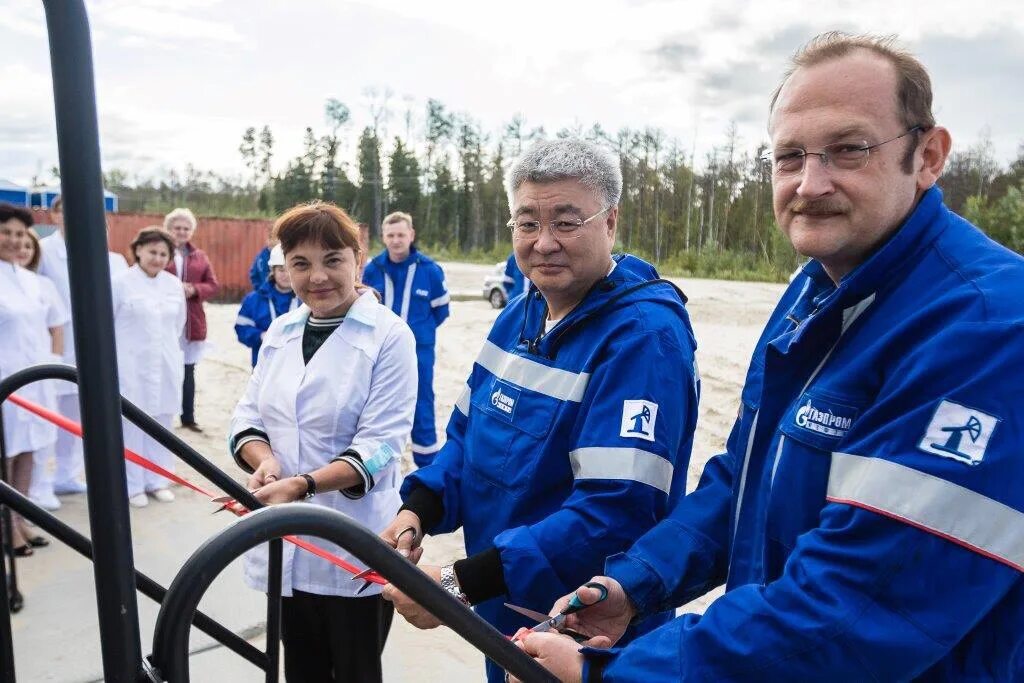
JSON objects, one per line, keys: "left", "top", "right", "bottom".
{"left": 210, "top": 495, "right": 248, "bottom": 515}
{"left": 504, "top": 581, "right": 609, "bottom": 642}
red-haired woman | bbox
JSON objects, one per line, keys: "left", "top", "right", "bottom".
{"left": 229, "top": 201, "right": 416, "bottom": 682}
{"left": 112, "top": 228, "right": 186, "bottom": 507}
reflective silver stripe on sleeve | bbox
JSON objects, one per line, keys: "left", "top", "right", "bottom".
{"left": 400, "top": 262, "right": 417, "bottom": 321}
{"left": 827, "top": 452, "right": 1024, "bottom": 572}
{"left": 732, "top": 409, "right": 758, "bottom": 537}
{"left": 569, "top": 447, "right": 674, "bottom": 495}
{"left": 235, "top": 315, "right": 256, "bottom": 327}
{"left": 383, "top": 274, "right": 395, "bottom": 310}
{"left": 430, "top": 292, "right": 450, "bottom": 308}
{"left": 476, "top": 341, "right": 589, "bottom": 402}
{"left": 455, "top": 383, "right": 471, "bottom": 415}
{"left": 410, "top": 442, "right": 441, "bottom": 455}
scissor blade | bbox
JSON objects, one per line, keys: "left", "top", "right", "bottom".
{"left": 504, "top": 602, "right": 551, "bottom": 624}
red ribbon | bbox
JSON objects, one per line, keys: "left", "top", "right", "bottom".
{"left": 7, "top": 392, "right": 386, "bottom": 586}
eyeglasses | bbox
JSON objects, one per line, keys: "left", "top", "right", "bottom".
{"left": 760, "top": 126, "right": 922, "bottom": 177}
{"left": 506, "top": 207, "right": 610, "bottom": 242}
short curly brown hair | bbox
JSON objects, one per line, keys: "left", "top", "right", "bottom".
{"left": 273, "top": 201, "right": 362, "bottom": 257}
{"left": 129, "top": 226, "right": 175, "bottom": 263}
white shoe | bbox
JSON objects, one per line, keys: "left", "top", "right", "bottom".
{"left": 129, "top": 493, "right": 149, "bottom": 508}
{"left": 31, "top": 494, "right": 62, "bottom": 511}
{"left": 54, "top": 480, "right": 87, "bottom": 495}
{"left": 149, "top": 489, "right": 175, "bottom": 503}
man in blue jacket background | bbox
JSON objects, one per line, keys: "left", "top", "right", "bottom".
{"left": 503, "top": 251, "right": 527, "bottom": 301}
{"left": 362, "top": 211, "right": 449, "bottom": 467}
{"left": 378, "top": 139, "right": 701, "bottom": 682}
{"left": 516, "top": 32, "right": 1024, "bottom": 682}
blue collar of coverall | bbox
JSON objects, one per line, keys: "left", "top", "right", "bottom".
{"left": 376, "top": 245, "right": 421, "bottom": 270}
{"left": 520, "top": 253, "right": 683, "bottom": 359}
{"left": 796, "top": 185, "right": 949, "bottom": 319}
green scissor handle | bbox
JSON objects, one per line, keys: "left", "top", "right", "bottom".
{"left": 564, "top": 581, "right": 609, "bottom": 615}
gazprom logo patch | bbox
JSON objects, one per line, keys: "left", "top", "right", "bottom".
{"left": 794, "top": 398, "right": 856, "bottom": 439}
{"left": 489, "top": 381, "right": 520, "bottom": 420}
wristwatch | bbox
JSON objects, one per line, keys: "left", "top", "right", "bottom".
{"left": 440, "top": 564, "right": 469, "bottom": 605}
{"left": 298, "top": 473, "right": 316, "bottom": 499}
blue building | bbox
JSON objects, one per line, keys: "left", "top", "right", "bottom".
{"left": 0, "top": 179, "right": 30, "bottom": 206}
{"left": 30, "top": 184, "right": 118, "bottom": 212}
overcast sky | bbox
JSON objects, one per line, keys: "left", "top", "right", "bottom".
{"left": 3, "top": 0, "right": 1022, "bottom": 187}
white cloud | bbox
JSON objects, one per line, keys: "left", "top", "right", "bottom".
{"left": 2, "top": 0, "right": 1022, "bottom": 186}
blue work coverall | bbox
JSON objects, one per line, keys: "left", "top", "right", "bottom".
{"left": 503, "top": 253, "right": 526, "bottom": 301}
{"left": 248, "top": 246, "right": 271, "bottom": 291}
{"left": 404, "top": 254, "right": 701, "bottom": 682}
{"left": 234, "top": 281, "right": 297, "bottom": 367}
{"left": 362, "top": 247, "right": 449, "bottom": 466}
{"left": 585, "top": 187, "right": 1024, "bottom": 681}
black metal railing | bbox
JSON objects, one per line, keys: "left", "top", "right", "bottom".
{"left": 0, "top": 364, "right": 283, "bottom": 682}
{"left": 150, "top": 505, "right": 558, "bottom": 683}
{"left": 1, "top": 366, "right": 557, "bottom": 682}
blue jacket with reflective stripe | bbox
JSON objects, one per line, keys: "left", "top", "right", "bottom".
{"left": 592, "top": 187, "right": 1024, "bottom": 682}
{"left": 234, "top": 281, "right": 297, "bottom": 367}
{"left": 504, "top": 253, "right": 526, "bottom": 300}
{"left": 403, "top": 254, "right": 700, "bottom": 656}
{"left": 362, "top": 247, "right": 449, "bottom": 346}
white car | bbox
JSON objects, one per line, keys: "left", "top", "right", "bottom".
{"left": 482, "top": 262, "right": 508, "bottom": 309}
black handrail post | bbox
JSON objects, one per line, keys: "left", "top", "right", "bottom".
{"left": 0, "top": 417, "right": 15, "bottom": 682}
{"left": 41, "top": 2, "right": 144, "bottom": 681}
{"left": 265, "top": 540, "right": 282, "bottom": 683}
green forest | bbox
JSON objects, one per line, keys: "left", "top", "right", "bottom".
{"left": 100, "top": 97, "right": 1024, "bottom": 282}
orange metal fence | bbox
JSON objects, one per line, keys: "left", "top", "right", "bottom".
{"left": 34, "top": 209, "right": 270, "bottom": 302}
{"left": 32, "top": 210, "right": 371, "bottom": 303}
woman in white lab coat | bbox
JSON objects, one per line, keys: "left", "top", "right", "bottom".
{"left": 112, "top": 227, "right": 186, "bottom": 508}
{"left": 19, "top": 228, "right": 71, "bottom": 513}
{"left": 229, "top": 201, "right": 416, "bottom": 683}
{"left": 0, "top": 203, "right": 67, "bottom": 555}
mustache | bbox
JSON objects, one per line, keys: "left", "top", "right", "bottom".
{"left": 788, "top": 198, "right": 848, "bottom": 215}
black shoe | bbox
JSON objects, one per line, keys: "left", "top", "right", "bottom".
{"left": 182, "top": 422, "right": 204, "bottom": 433}
{"left": 27, "top": 536, "right": 49, "bottom": 548}
{"left": 9, "top": 588, "right": 23, "bottom": 613}
{"left": 13, "top": 544, "right": 33, "bottom": 557}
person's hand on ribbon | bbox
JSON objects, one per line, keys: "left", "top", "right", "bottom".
{"left": 247, "top": 454, "right": 282, "bottom": 491}
{"left": 252, "top": 475, "right": 305, "bottom": 505}
{"left": 381, "top": 564, "right": 444, "bottom": 630}
{"left": 507, "top": 631, "right": 586, "bottom": 683}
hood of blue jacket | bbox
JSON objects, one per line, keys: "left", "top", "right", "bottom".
{"left": 519, "top": 253, "right": 689, "bottom": 359}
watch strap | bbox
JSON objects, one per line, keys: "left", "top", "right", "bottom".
{"left": 440, "top": 563, "right": 469, "bottom": 605}
{"left": 299, "top": 473, "right": 316, "bottom": 498}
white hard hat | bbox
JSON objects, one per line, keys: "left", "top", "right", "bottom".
{"left": 268, "top": 244, "right": 285, "bottom": 267}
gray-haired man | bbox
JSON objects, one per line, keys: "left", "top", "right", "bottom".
{"left": 379, "top": 138, "right": 702, "bottom": 682}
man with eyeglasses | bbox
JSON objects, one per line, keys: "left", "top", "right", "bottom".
{"left": 379, "top": 138, "right": 700, "bottom": 682}
{"left": 514, "top": 32, "right": 1024, "bottom": 682}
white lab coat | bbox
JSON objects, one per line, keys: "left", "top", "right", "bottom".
{"left": 36, "top": 233, "right": 127, "bottom": 488}
{"left": 230, "top": 290, "right": 417, "bottom": 597}
{"left": 112, "top": 265, "right": 186, "bottom": 496}
{"left": 0, "top": 261, "right": 68, "bottom": 454}
{"left": 38, "top": 231, "right": 129, "bottom": 393}
{"left": 112, "top": 265, "right": 186, "bottom": 415}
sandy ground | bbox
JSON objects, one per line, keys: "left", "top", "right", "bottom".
{"left": 9, "top": 261, "right": 784, "bottom": 681}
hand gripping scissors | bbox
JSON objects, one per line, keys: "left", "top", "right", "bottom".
{"left": 504, "top": 581, "right": 609, "bottom": 642}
